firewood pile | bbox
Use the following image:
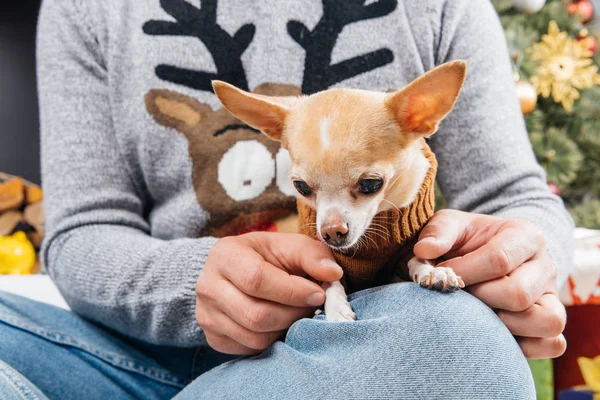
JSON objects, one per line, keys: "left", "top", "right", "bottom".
{"left": 0, "top": 172, "right": 44, "bottom": 273}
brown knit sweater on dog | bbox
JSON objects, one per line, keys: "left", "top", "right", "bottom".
{"left": 298, "top": 141, "right": 437, "bottom": 293}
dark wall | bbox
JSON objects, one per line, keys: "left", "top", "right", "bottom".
{"left": 0, "top": 1, "right": 42, "bottom": 184}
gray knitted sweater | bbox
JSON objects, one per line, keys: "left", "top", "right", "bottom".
{"left": 37, "top": 0, "right": 574, "bottom": 347}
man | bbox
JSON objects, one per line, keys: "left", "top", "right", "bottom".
{"left": 0, "top": 0, "right": 570, "bottom": 398}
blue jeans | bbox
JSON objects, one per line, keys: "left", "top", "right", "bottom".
{"left": 0, "top": 283, "right": 535, "bottom": 399}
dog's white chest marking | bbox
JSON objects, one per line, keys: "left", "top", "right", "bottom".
{"left": 319, "top": 117, "right": 331, "bottom": 151}
{"left": 408, "top": 257, "right": 465, "bottom": 292}
{"left": 323, "top": 280, "right": 356, "bottom": 322}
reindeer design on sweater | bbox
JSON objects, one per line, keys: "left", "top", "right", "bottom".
{"left": 143, "top": 0, "right": 397, "bottom": 237}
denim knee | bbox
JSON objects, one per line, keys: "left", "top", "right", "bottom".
{"left": 0, "top": 359, "right": 51, "bottom": 400}
{"left": 348, "top": 282, "right": 536, "bottom": 399}
{"left": 188, "top": 283, "right": 535, "bottom": 399}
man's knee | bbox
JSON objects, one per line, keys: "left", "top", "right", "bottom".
{"left": 346, "top": 283, "right": 535, "bottom": 398}
{"left": 184, "top": 283, "right": 536, "bottom": 399}
{"left": 0, "top": 359, "right": 50, "bottom": 400}
{"left": 352, "top": 282, "right": 506, "bottom": 338}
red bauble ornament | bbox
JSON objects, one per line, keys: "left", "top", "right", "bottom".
{"left": 548, "top": 182, "right": 561, "bottom": 196}
{"left": 578, "top": 35, "right": 597, "bottom": 54}
{"left": 568, "top": 0, "right": 594, "bottom": 23}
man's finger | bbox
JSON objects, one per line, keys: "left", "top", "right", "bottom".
{"left": 216, "top": 279, "right": 313, "bottom": 332}
{"left": 497, "top": 293, "right": 566, "bottom": 338}
{"left": 439, "top": 225, "right": 541, "bottom": 286}
{"left": 219, "top": 257, "right": 326, "bottom": 307}
{"left": 517, "top": 335, "right": 567, "bottom": 359}
{"left": 204, "top": 331, "right": 262, "bottom": 355}
{"left": 413, "top": 210, "right": 473, "bottom": 260}
{"left": 198, "top": 308, "right": 284, "bottom": 350}
{"left": 466, "top": 254, "right": 554, "bottom": 311}
{"left": 248, "top": 233, "right": 344, "bottom": 283}
{"left": 298, "top": 248, "right": 345, "bottom": 283}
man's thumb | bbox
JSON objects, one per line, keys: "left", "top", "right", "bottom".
{"left": 291, "top": 235, "right": 344, "bottom": 282}
{"left": 413, "top": 211, "right": 468, "bottom": 260}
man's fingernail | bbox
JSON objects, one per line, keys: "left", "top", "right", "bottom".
{"left": 419, "top": 237, "right": 437, "bottom": 245}
{"left": 306, "top": 293, "right": 325, "bottom": 306}
{"left": 320, "top": 259, "right": 343, "bottom": 275}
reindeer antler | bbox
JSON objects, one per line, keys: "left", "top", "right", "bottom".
{"left": 288, "top": 0, "right": 397, "bottom": 94}
{"left": 143, "top": 0, "right": 254, "bottom": 92}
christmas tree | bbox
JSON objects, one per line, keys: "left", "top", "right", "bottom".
{"left": 492, "top": 0, "right": 600, "bottom": 229}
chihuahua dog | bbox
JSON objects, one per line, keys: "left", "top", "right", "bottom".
{"left": 213, "top": 61, "right": 467, "bottom": 321}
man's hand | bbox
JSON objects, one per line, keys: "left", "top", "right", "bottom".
{"left": 414, "top": 210, "right": 567, "bottom": 359}
{"left": 196, "top": 232, "right": 343, "bottom": 355}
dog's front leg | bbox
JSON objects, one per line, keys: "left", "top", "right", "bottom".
{"left": 408, "top": 256, "right": 465, "bottom": 293}
{"left": 322, "top": 280, "right": 356, "bottom": 322}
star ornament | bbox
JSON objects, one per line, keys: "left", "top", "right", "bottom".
{"left": 530, "top": 21, "right": 600, "bottom": 112}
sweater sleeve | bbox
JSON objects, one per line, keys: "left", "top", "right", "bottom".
{"left": 37, "top": 0, "right": 216, "bottom": 347}
{"left": 429, "top": 0, "right": 574, "bottom": 287}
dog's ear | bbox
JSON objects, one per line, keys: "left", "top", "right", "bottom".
{"left": 212, "top": 81, "right": 296, "bottom": 141}
{"left": 386, "top": 60, "right": 467, "bottom": 138}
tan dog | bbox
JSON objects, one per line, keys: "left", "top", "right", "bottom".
{"left": 213, "top": 61, "right": 467, "bottom": 321}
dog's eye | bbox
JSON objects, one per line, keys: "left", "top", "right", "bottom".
{"left": 293, "top": 180, "right": 312, "bottom": 197}
{"left": 358, "top": 178, "right": 383, "bottom": 195}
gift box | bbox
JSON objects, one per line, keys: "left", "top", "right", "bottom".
{"left": 555, "top": 229, "right": 600, "bottom": 395}
{"left": 559, "top": 387, "right": 600, "bottom": 400}
{"left": 559, "top": 229, "right": 600, "bottom": 306}
{"left": 558, "top": 355, "right": 600, "bottom": 399}
{"left": 555, "top": 306, "right": 600, "bottom": 396}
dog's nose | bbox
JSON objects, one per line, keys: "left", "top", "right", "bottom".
{"left": 321, "top": 222, "right": 349, "bottom": 247}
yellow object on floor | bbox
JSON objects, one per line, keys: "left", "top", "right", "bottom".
{"left": 579, "top": 355, "right": 600, "bottom": 392}
{"left": 0, "top": 231, "right": 36, "bottom": 274}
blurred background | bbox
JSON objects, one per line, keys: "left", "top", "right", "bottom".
{"left": 0, "top": 0, "right": 42, "bottom": 184}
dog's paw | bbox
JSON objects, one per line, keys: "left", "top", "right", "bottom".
{"left": 326, "top": 298, "right": 357, "bottom": 322}
{"left": 414, "top": 266, "right": 465, "bottom": 293}
{"left": 408, "top": 257, "right": 465, "bottom": 293}
{"left": 323, "top": 280, "right": 356, "bottom": 322}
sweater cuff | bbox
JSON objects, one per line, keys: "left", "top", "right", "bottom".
{"left": 177, "top": 236, "right": 220, "bottom": 344}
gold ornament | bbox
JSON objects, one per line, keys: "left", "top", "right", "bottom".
{"left": 515, "top": 80, "right": 538, "bottom": 114}
{"left": 530, "top": 20, "right": 600, "bottom": 112}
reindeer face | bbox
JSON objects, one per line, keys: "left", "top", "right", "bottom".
{"left": 145, "top": 83, "right": 302, "bottom": 237}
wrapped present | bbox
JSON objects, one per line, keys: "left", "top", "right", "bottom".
{"left": 559, "top": 228, "right": 600, "bottom": 306}
{"left": 555, "top": 305, "right": 600, "bottom": 395}
{"left": 559, "top": 355, "right": 600, "bottom": 399}
{"left": 559, "top": 387, "right": 600, "bottom": 400}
